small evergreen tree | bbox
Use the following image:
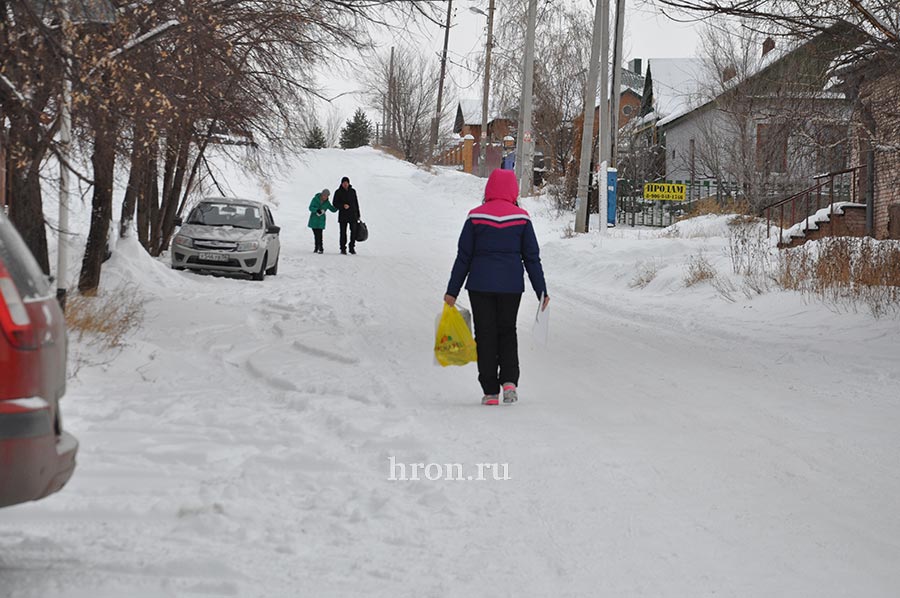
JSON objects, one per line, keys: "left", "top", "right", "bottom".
{"left": 639, "top": 64, "right": 654, "bottom": 117}
{"left": 304, "top": 124, "right": 327, "bottom": 149}
{"left": 339, "top": 108, "right": 372, "bottom": 149}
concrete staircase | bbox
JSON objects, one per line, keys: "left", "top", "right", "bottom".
{"left": 779, "top": 203, "right": 867, "bottom": 248}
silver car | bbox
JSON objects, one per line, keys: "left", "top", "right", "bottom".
{"left": 170, "top": 198, "right": 281, "bottom": 280}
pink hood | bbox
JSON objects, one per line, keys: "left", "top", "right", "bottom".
{"left": 484, "top": 169, "right": 519, "bottom": 204}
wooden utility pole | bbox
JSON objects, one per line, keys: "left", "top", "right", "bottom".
{"left": 477, "top": 0, "right": 495, "bottom": 177}
{"left": 388, "top": 47, "right": 395, "bottom": 146}
{"left": 432, "top": 0, "right": 453, "bottom": 153}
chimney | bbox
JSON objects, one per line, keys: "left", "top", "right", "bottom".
{"left": 762, "top": 37, "right": 775, "bottom": 57}
{"left": 628, "top": 58, "right": 642, "bottom": 75}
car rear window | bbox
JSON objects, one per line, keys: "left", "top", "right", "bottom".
{"left": 0, "top": 214, "right": 52, "bottom": 300}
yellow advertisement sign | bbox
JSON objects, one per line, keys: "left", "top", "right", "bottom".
{"left": 643, "top": 182, "right": 686, "bottom": 201}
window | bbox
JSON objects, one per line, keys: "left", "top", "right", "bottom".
{"left": 756, "top": 123, "right": 788, "bottom": 173}
{"left": 815, "top": 125, "right": 847, "bottom": 174}
{"left": 187, "top": 202, "right": 263, "bottom": 229}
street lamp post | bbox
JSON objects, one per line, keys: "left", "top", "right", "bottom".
{"left": 471, "top": 1, "right": 495, "bottom": 178}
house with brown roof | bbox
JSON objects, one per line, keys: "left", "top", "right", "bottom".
{"left": 453, "top": 100, "right": 513, "bottom": 143}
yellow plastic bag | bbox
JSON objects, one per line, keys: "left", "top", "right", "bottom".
{"left": 434, "top": 304, "right": 478, "bottom": 367}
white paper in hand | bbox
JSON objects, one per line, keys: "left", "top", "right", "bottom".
{"left": 532, "top": 293, "right": 549, "bottom": 347}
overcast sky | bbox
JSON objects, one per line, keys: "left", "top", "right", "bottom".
{"left": 318, "top": 0, "right": 703, "bottom": 129}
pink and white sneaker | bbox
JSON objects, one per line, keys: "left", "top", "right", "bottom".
{"left": 481, "top": 394, "right": 499, "bottom": 406}
{"left": 502, "top": 383, "right": 518, "bottom": 404}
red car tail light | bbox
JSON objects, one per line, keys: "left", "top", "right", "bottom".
{"left": 0, "top": 261, "right": 38, "bottom": 350}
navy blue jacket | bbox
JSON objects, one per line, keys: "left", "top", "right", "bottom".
{"left": 446, "top": 197, "right": 547, "bottom": 300}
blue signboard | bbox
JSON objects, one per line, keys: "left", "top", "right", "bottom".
{"left": 607, "top": 168, "right": 617, "bottom": 226}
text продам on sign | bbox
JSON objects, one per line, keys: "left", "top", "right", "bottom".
{"left": 643, "top": 183, "right": 686, "bottom": 201}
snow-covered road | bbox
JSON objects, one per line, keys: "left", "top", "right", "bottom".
{"left": 2, "top": 148, "right": 899, "bottom": 597}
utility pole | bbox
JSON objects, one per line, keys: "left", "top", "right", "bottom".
{"left": 596, "top": 0, "right": 611, "bottom": 235}
{"left": 609, "top": 0, "right": 625, "bottom": 168}
{"left": 476, "top": 0, "right": 495, "bottom": 177}
{"left": 598, "top": 0, "right": 610, "bottom": 167}
{"left": 575, "top": 0, "right": 608, "bottom": 233}
{"left": 518, "top": 0, "right": 538, "bottom": 195}
{"left": 431, "top": 0, "right": 453, "bottom": 153}
{"left": 56, "top": 0, "right": 73, "bottom": 310}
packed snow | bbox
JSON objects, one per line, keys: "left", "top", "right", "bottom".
{"left": 1, "top": 148, "right": 899, "bottom": 597}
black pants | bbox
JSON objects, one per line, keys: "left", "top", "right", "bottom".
{"left": 468, "top": 291, "right": 522, "bottom": 395}
{"left": 312, "top": 228, "right": 323, "bottom": 251}
{"left": 340, "top": 221, "right": 358, "bottom": 251}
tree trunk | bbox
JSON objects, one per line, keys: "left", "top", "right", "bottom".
{"left": 78, "top": 116, "right": 117, "bottom": 294}
{"left": 153, "top": 133, "right": 191, "bottom": 256}
{"left": 136, "top": 143, "right": 158, "bottom": 250}
{"left": 120, "top": 136, "right": 145, "bottom": 239}
{"left": 5, "top": 109, "right": 50, "bottom": 274}
{"left": 150, "top": 135, "right": 180, "bottom": 254}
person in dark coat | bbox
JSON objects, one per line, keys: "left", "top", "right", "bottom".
{"left": 333, "top": 176, "right": 360, "bottom": 255}
{"left": 444, "top": 169, "right": 549, "bottom": 406}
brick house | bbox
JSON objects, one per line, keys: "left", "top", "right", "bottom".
{"left": 841, "top": 53, "right": 900, "bottom": 239}
{"left": 453, "top": 100, "right": 513, "bottom": 143}
{"left": 570, "top": 63, "right": 656, "bottom": 178}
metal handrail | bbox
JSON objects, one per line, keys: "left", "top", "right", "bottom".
{"left": 765, "top": 165, "right": 864, "bottom": 242}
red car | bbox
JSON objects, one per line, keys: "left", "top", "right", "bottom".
{"left": 0, "top": 211, "right": 77, "bottom": 508}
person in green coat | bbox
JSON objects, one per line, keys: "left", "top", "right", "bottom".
{"left": 308, "top": 189, "right": 337, "bottom": 254}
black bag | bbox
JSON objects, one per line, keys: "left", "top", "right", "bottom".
{"left": 356, "top": 220, "right": 369, "bottom": 242}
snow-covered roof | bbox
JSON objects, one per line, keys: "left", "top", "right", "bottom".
{"left": 654, "top": 45, "right": 798, "bottom": 128}
{"left": 645, "top": 58, "right": 706, "bottom": 126}
{"left": 456, "top": 100, "right": 506, "bottom": 126}
{"left": 620, "top": 67, "right": 645, "bottom": 95}
{"left": 657, "top": 23, "right": 861, "bottom": 129}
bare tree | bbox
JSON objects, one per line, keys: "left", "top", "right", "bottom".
{"left": 366, "top": 45, "right": 448, "bottom": 163}
{"left": 490, "top": 1, "right": 593, "bottom": 182}
{"left": 532, "top": 6, "right": 592, "bottom": 179}
{"left": 650, "top": 0, "right": 899, "bottom": 63}
{"left": 0, "top": 1, "right": 63, "bottom": 273}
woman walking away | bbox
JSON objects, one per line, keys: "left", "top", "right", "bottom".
{"left": 308, "top": 188, "right": 337, "bottom": 254}
{"left": 444, "top": 169, "right": 550, "bottom": 406}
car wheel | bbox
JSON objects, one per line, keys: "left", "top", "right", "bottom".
{"left": 266, "top": 256, "right": 279, "bottom": 276}
{"left": 253, "top": 253, "right": 268, "bottom": 281}
{"left": 172, "top": 265, "right": 185, "bottom": 271}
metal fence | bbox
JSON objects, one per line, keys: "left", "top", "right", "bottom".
{"left": 615, "top": 178, "right": 742, "bottom": 227}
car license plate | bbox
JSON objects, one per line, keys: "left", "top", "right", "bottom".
{"left": 198, "top": 252, "right": 229, "bottom": 262}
